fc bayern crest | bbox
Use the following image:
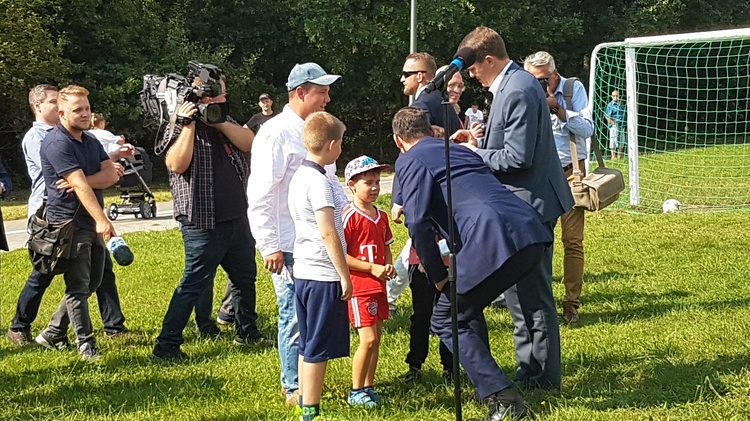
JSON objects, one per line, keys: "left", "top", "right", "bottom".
{"left": 367, "top": 300, "right": 378, "bottom": 316}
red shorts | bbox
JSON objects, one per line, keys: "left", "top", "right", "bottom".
{"left": 348, "top": 292, "right": 389, "bottom": 328}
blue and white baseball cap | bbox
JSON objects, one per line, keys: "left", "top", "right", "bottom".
{"left": 286, "top": 63, "right": 341, "bottom": 91}
{"left": 345, "top": 155, "right": 390, "bottom": 182}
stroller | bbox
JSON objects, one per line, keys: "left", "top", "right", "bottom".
{"left": 107, "top": 147, "right": 157, "bottom": 220}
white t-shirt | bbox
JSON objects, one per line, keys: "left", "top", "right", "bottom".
{"left": 464, "top": 108, "right": 484, "bottom": 126}
{"left": 289, "top": 163, "right": 347, "bottom": 282}
{"left": 88, "top": 129, "right": 122, "bottom": 154}
{"left": 247, "top": 105, "right": 346, "bottom": 257}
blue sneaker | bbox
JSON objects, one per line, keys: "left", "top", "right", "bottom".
{"left": 348, "top": 390, "right": 377, "bottom": 408}
{"left": 363, "top": 387, "right": 380, "bottom": 404}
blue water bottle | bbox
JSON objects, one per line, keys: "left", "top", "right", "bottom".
{"left": 107, "top": 236, "right": 134, "bottom": 266}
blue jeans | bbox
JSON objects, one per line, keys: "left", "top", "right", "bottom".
{"left": 194, "top": 277, "right": 219, "bottom": 333}
{"left": 272, "top": 252, "right": 299, "bottom": 394}
{"left": 156, "top": 218, "right": 260, "bottom": 348}
{"left": 431, "top": 243, "right": 545, "bottom": 399}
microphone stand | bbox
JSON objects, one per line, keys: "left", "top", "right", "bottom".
{"left": 441, "top": 80, "right": 463, "bottom": 421}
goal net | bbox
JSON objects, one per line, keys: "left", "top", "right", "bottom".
{"left": 589, "top": 28, "right": 750, "bottom": 211}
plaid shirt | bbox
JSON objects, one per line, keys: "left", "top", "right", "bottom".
{"left": 166, "top": 117, "right": 249, "bottom": 230}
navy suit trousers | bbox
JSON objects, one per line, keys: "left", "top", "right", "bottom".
{"left": 431, "top": 243, "right": 545, "bottom": 399}
{"left": 504, "top": 219, "right": 562, "bottom": 390}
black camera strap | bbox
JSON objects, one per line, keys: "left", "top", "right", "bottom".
{"left": 220, "top": 136, "right": 244, "bottom": 183}
{"left": 201, "top": 123, "right": 244, "bottom": 183}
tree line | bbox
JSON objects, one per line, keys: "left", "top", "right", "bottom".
{"left": 1, "top": 0, "right": 748, "bottom": 184}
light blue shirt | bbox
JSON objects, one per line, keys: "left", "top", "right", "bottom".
{"left": 605, "top": 100, "right": 626, "bottom": 127}
{"left": 551, "top": 76, "right": 594, "bottom": 166}
{"left": 22, "top": 121, "right": 54, "bottom": 218}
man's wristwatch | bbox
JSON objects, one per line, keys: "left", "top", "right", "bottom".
{"left": 176, "top": 115, "right": 194, "bottom": 126}
{"left": 550, "top": 106, "right": 559, "bottom": 114}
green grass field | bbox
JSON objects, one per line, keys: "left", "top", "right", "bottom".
{"left": 595, "top": 143, "right": 750, "bottom": 212}
{"left": 1, "top": 205, "right": 749, "bottom": 420}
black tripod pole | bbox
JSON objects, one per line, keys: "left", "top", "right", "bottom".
{"left": 441, "top": 86, "right": 462, "bottom": 421}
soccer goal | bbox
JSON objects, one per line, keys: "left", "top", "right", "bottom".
{"left": 589, "top": 28, "right": 750, "bottom": 211}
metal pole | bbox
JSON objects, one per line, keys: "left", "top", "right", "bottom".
{"left": 410, "top": 0, "right": 417, "bottom": 53}
{"left": 441, "top": 86, "right": 462, "bottom": 421}
{"left": 408, "top": 0, "right": 417, "bottom": 104}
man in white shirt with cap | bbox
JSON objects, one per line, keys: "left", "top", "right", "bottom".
{"left": 247, "top": 62, "right": 344, "bottom": 405}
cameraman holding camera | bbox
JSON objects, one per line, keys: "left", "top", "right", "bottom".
{"left": 152, "top": 73, "right": 268, "bottom": 360}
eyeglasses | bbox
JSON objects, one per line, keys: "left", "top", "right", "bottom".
{"left": 447, "top": 84, "right": 465, "bottom": 92}
{"left": 401, "top": 70, "right": 426, "bottom": 78}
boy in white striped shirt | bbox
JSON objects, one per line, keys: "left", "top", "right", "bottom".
{"left": 288, "top": 111, "right": 351, "bottom": 421}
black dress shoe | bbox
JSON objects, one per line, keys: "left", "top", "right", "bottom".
{"left": 466, "top": 403, "right": 531, "bottom": 420}
{"left": 468, "top": 388, "right": 532, "bottom": 420}
{"left": 151, "top": 344, "right": 188, "bottom": 361}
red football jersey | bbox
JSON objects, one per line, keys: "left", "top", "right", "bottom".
{"left": 342, "top": 204, "right": 394, "bottom": 297}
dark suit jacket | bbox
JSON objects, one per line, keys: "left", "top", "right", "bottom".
{"left": 476, "top": 61, "right": 573, "bottom": 223}
{"left": 0, "top": 160, "right": 12, "bottom": 251}
{"left": 396, "top": 137, "right": 553, "bottom": 294}
{"left": 392, "top": 88, "right": 464, "bottom": 208}
{"left": 412, "top": 89, "right": 462, "bottom": 135}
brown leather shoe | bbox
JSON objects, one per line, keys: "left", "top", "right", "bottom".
{"left": 562, "top": 305, "right": 579, "bottom": 324}
{"left": 286, "top": 389, "right": 301, "bottom": 406}
{"left": 6, "top": 329, "right": 32, "bottom": 346}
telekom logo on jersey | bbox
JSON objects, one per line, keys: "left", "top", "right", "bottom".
{"left": 359, "top": 244, "right": 378, "bottom": 262}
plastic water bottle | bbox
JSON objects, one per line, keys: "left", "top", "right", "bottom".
{"left": 107, "top": 236, "right": 134, "bottom": 266}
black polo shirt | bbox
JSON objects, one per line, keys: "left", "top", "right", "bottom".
{"left": 40, "top": 124, "right": 109, "bottom": 232}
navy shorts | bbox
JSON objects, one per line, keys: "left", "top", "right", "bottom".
{"left": 294, "top": 278, "right": 350, "bottom": 363}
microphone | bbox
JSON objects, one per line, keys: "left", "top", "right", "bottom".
{"left": 423, "top": 48, "right": 477, "bottom": 94}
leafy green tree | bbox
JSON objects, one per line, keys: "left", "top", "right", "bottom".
{"left": 1, "top": 0, "right": 748, "bottom": 185}
{"left": 0, "top": 0, "right": 70, "bottom": 177}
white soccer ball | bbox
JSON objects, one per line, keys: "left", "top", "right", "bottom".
{"left": 662, "top": 199, "right": 682, "bottom": 213}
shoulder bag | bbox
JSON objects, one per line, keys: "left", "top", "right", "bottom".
{"left": 26, "top": 202, "right": 79, "bottom": 274}
{"left": 563, "top": 78, "right": 625, "bottom": 211}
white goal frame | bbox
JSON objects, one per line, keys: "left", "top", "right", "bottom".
{"left": 588, "top": 27, "right": 750, "bottom": 206}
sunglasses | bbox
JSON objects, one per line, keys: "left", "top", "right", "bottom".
{"left": 401, "top": 70, "right": 426, "bottom": 78}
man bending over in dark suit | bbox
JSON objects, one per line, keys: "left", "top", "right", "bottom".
{"left": 393, "top": 106, "right": 553, "bottom": 420}
{"left": 451, "top": 26, "right": 574, "bottom": 391}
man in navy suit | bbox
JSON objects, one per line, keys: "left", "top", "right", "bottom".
{"left": 393, "top": 107, "right": 552, "bottom": 420}
{"left": 401, "top": 52, "right": 462, "bottom": 135}
{"left": 393, "top": 52, "right": 466, "bottom": 384}
{"left": 452, "top": 26, "right": 574, "bottom": 391}
{"left": 393, "top": 52, "right": 463, "bottom": 222}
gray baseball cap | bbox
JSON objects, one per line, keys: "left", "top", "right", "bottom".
{"left": 286, "top": 63, "right": 341, "bottom": 91}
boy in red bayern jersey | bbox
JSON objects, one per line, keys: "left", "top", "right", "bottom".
{"left": 342, "top": 156, "right": 395, "bottom": 407}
